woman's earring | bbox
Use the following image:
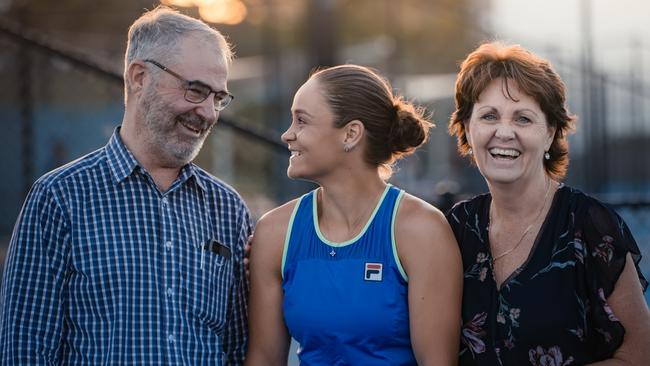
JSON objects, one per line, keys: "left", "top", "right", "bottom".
{"left": 544, "top": 151, "right": 550, "bottom": 160}
{"left": 468, "top": 147, "right": 473, "bottom": 155}
{"left": 344, "top": 145, "right": 351, "bottom": 153}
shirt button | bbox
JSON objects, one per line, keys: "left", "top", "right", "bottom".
{"left": 161, "top": 197, "right": 168, "bottom": 206}
{"left": 167, "top": 287, "right": 173, "bottom": 297}
{"left": 165, "top": 241, "right": 172, "bottom": 251}
{"left": 168, "top": 334, "right": 175, "bottom": 344}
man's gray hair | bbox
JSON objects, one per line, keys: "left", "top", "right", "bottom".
{"left": 124, "top": 6, "right": 233, "bottom": 92}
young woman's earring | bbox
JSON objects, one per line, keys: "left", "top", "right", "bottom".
{"left": 544, "top": 151, "right": 550, "bottom": 160}
{"left": 344, "top": 145, "right": 351, "bottom": 153}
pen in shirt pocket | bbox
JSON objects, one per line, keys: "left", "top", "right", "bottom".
{"left": 200, "top": 239, "right": 231, "bottom": 270}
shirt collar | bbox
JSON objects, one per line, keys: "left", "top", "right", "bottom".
{"left": 105, "top": 127, "right": 139, "bottom": 184}
{"left": 177, "top": 163, "right": 207, "bottom": 192}
{"left": 105, "top": 126, "right": 206, "bottom": 192}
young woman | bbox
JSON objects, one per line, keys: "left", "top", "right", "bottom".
{"left": 245, "top": 65, "right": 462, "bottom": 366}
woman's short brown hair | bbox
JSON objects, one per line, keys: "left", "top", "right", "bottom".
{"left": 448, "top": 42, "right": 577, "bottom": 180}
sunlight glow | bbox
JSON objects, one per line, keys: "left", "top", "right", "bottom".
{"left": 193, "top": 0, "right": 219, "bottom": 6}
{"left": 199, "top": 0, "right": 247, "bottom": 25}
{"left": 160, "top": 0, "right": 196, "bottom": 7}
{"left": 160, "top": 0, "right": 248, "bottom": 25}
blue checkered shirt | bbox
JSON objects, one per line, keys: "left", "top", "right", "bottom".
{"left": 0, "top": 128, "right": 251, "bottom": 365}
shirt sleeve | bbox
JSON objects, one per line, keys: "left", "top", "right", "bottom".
{"left": 446, "top": 198, "right": 487, "bottom": 272}
{"left": 222, "top": 203, "right": 252, "bottom": 365}
{"left": 582, "top": 200, "right": 647, "bottom": 298}
{"left": 0, "top": 182, "right": 71, "bottom": 365}
{"left": 578, "top": 198, "right": 647, "bottom": 354}
{"left": 446, "top": 201, "right": 468, "bottom": 243}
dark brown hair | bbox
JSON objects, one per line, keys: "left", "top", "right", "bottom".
{"left": 448, "top": 42, "right": 577, "bottom": 180}
{"left": 312, "top": 64, "right": 434, "bottom": 178}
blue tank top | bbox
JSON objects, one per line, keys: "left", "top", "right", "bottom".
{"left": 282, "top": 185, "right": 416, "bottom": 365}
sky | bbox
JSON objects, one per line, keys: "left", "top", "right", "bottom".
{"left": 489, "top": 0, "right": 650, "bottom": 73}
{"left": 487, "top": 0, "right": 650, "bottom": 139}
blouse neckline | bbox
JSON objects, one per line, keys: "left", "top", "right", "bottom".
{"left": 486, "top": 183, "right": 567, "bottom": 291}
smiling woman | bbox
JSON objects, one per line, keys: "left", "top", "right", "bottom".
{"left": 245, "top": 65, "right": 463, "bottom": 366}
{"left": 447, "top": 41, "right": 650, "bottom": 366}
{"left": 467, "top": 77, "right": 555, "bottom": 186}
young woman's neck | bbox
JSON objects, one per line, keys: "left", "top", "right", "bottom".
{"left": 316, "top": 170, "right": 387, "bottom": 231}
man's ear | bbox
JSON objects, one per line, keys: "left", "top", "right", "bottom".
{"left": 126, "top": 61, "right": 147, "bottom": 96}
{"left": 342, "top": 120, "right": 365, "bottom": 148}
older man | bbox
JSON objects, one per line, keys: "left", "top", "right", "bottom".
{"left": 0, "top": 7, "right": 250, "bottom": 365}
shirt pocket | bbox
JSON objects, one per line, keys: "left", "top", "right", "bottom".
{"left": 182, "top": 238, "right": 234, "bottom": 333}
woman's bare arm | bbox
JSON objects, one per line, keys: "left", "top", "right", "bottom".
{"left": 395, "top": 194, "right": 463, "bottom": 366}
{"left": 244, "top": 201, "right": 297, "bottom": 366}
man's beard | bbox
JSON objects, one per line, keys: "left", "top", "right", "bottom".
{"left": 140, "top": 90, "right": 213, "bottom": 167}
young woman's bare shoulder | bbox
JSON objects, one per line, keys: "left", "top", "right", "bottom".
{"left": 394, "top": 193, "right": 461, "bottom": 277}
{"left": 395, "top": 193, "right": 457, "bottom": 255}
{"left": 396, "top": 193, "right": 448, "bottom": 232}
{"left": 252, "top": 199, "right": 300, "bottom": 248}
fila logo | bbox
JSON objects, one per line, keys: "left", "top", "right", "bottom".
{"left": 364, "top": 262, "right": 383, "bottom": 281}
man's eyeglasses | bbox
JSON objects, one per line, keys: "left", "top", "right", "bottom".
{"left": 144, "top": 59, "right": 234, "bottom": 111}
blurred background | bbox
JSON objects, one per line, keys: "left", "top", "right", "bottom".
{"left": 1, "top": 0, "right": 649, "bottom": 354}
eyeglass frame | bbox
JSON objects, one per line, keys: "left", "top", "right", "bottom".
{"left": 143, "top": 59, "right": 234, "bottom": 111}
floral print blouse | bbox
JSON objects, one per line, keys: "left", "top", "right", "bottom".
{"left": 447, "top": 185, "right": 647, "bottom": 366}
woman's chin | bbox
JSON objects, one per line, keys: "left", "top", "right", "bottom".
{"left": 481, "top": 171, "right": 526, "bottom": 186}
{"left": 286, "top": 167, "right": 305, "bottom": 181}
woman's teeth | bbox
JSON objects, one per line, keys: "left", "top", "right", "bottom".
{"left": 488, "top": 148, "right": 520, "bottom": 158}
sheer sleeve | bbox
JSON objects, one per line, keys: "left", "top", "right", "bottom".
{"left": 581, "top": 200, "right": 647, "bottom": 299}
{"left": 446, "top": 196, "right": 490, "bottom": 276}
{"left": 446, "top": 201, "right": 469, "bottom": 242}
{"left": 446, "top": 195, "right": 488, "bottom": 246}
{"left": 574, "top": 196, "right": 646, "bottom": 357}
